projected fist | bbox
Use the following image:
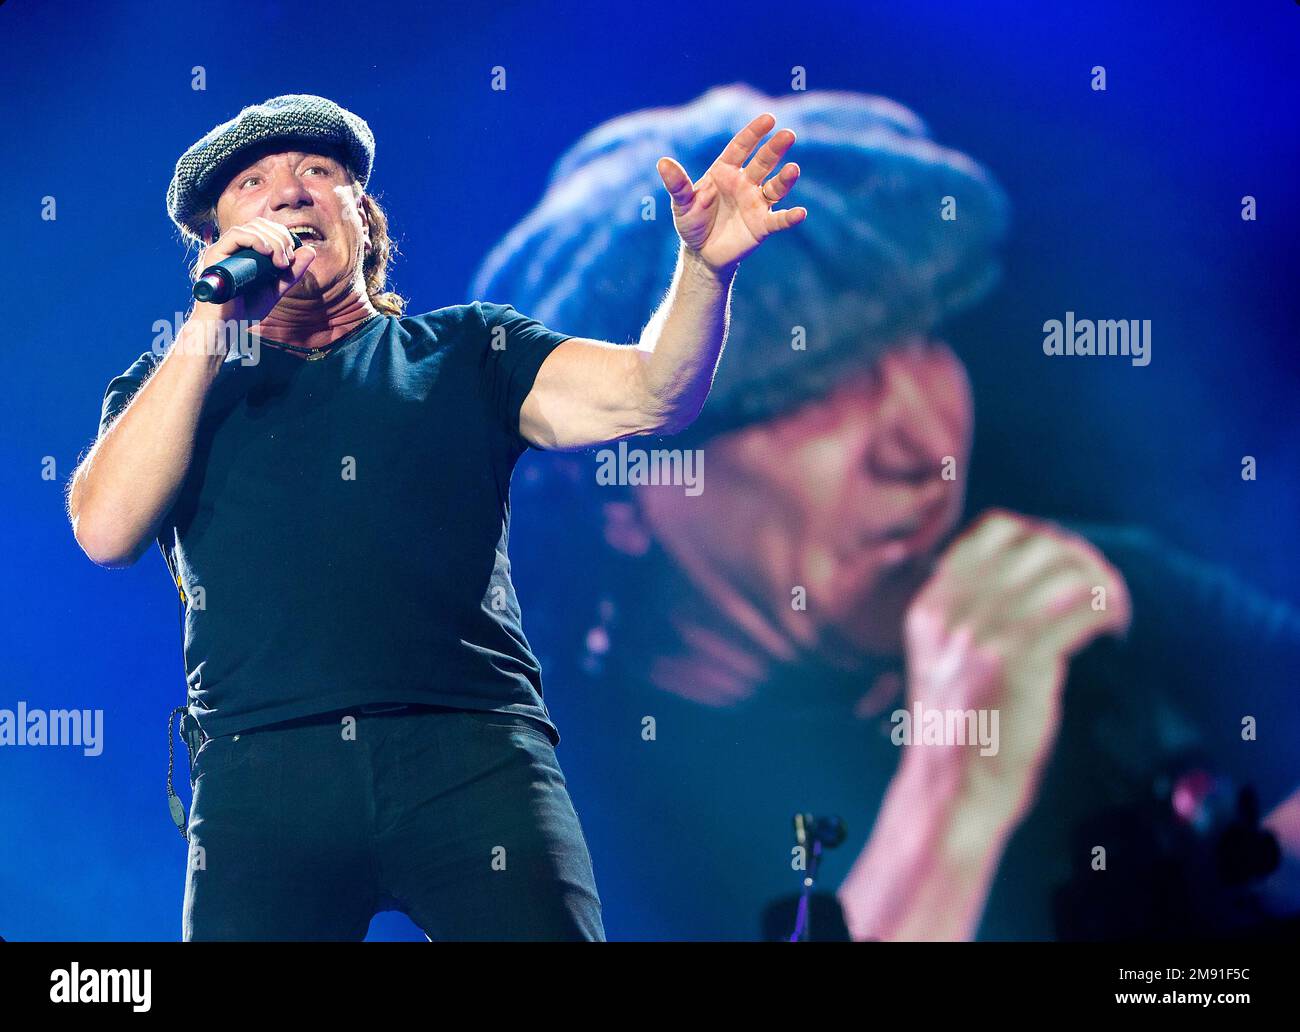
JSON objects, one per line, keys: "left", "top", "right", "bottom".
{"left": 902, "top": 509, "right": 1132, "bottom": 821}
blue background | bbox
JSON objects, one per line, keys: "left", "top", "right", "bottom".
{"left": 1, "top": 0, "right": 1297, "bottom": 939}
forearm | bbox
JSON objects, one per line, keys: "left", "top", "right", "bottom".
{"left": 633, "top": 243, "right": 737, "bottom": 434}
{"left": 69, "top": 318, "right": 224, "bottom": 567}
{"left": 837, "top": 753, "right": 1023, "bottom": 941}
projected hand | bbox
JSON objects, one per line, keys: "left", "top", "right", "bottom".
{"left": 902, "top": 509, "right": 1132, "bottom": 822}
{"left": 656, "top": 113, "right": 807, "bottom": 277}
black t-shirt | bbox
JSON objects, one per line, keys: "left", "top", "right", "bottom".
{"left": 97, "top": 302, "right": 573, "bottom": 741}
{"left": 527, "top": 519, "right": 1300, "bottom": 940}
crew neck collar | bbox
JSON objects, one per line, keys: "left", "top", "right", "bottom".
{"left": 257, "top": 313, "right": 387, "bottom": 361}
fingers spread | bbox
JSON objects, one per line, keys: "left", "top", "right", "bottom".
{"left": 717, "top": 112, "right": 777, "bottom": 168}
{"left": 747, "top": 129, "right": 797, "bottom": 183}
{"left": 657, "top": 157, "right": 695, "bottom": 208}
{"left": 759, "top": 161, "right": 800, "bottom": 204}
{"left": 766, "top": 206, "right": 807, "bottom": 232}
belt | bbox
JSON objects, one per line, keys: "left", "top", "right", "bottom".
{"left": 180, "top": 710, "right": 206, "bottom": 759}
{"left": 186, "top": 702, "right": 428, "bottom": 754}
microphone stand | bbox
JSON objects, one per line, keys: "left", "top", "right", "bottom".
{"left": 789, "top": 812, "right": 845, "bottom": 942}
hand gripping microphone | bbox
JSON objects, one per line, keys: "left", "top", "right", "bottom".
{"left": 192, "top": 231, "right": 303, "bottom": 304}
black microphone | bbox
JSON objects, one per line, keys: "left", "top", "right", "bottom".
{"left": 793, "top": 812, "right": 846, "bottom": 850}
{"left": 192, "top": 231, "right": 303, "bottom": 304}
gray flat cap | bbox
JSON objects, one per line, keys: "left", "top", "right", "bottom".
{"left": 166, "top": 93, "right": 375, "bottom": 241}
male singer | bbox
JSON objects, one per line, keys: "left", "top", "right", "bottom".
{"left": 66, "top": 94, "right": 806, "bottom": 940}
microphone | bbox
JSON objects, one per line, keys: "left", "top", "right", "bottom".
{"left": 793, "top": 812, "right": 847, "bottom": 850}
{"left": 192, "top": 231, "right": 303, "bottom": 304}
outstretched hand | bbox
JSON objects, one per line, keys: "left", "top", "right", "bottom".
{"left": 656, "top": 112, "right": 807, "bottom": 277}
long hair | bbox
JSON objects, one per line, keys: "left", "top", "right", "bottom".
{"left": 187, "top": 183, "right": 406, "bottom": 316}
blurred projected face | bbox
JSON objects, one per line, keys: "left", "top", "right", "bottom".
{"left": 635, "top": 339, "right": 973, "bottom": 659}
{"left": 213, "top": 146, "right": 370, "bottom": 301}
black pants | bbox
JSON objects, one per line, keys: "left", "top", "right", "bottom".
{"left": 181, "top": 704, "right": 604, "bottom": 941}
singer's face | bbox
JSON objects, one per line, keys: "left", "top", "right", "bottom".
{"left": 634, "top": 340, "right": 973, "bottom": 659}
{"left": 213, "top": 145, "right": 369, "bottom": 301}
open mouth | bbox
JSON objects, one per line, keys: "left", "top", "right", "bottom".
{"left": 285, "top": 225, "right": 325, "bottom": 243}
